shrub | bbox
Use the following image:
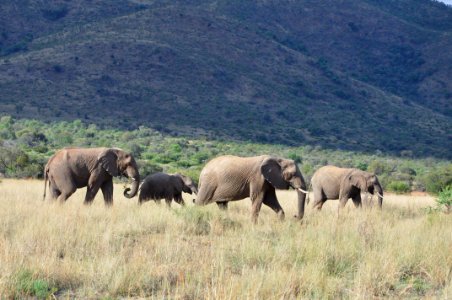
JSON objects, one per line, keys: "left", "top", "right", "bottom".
{"left": 137, "top": 160, "right": 163, "bottom": 177}
{"left": 436, "top": 185, "right": 451, "bottom": 213}
{"left": 287, "top": 152, "right": 302, "bottom": 163}
{"left": 355, "top": 161, "right": 368, "bottom": 171}
{"left": 421, "top": 165, "right": 452, "bottom": 194}
{"left": 41, "top": 6, "right": 69, "bottom": 21}
{"left": 14, "top": 270, "right": 58, "bottom": 299}
{"left": 387, "top": 181, "right": 410, "bottom": 194}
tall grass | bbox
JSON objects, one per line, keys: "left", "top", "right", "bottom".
{"left": 0, "top": 179, "right": 450, "bottom": 298}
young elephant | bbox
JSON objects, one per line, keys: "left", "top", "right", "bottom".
{"left": 138, "top": 172, "right": 198, "bottom": 207}
{"left": 310, "top": 165, "right": 384, "bottom": 211}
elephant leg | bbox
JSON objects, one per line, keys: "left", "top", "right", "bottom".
{"left": 338, "top": 193, "right": 350, "bottom": 215}
{"left": 250, "top": 190, "right": 265, "bottom": 224}
{"left": 262, "top": 189, "right": 285, "bottom": 220}
{"left": 174, "top": 194, "right": 185, "bottom": 206}
{"left": 54, "top": 174, "right": 76, "bottom": 203}
{"left": 84, "top": 183, "right": 101, "bottom": 205}
{"left": 312, "top": 188, "right": 327, "bottom": 211}
{"left": 101, "top": 180, "right": 114, "bottom": 206}
{"left": 352, "top": 194, "right": 362, "bottom": 208}
{"left": 216, "top": 201, "right": 229, "bottom": 210}
{"left": 49, "top": 182, "right": 61, "bottom": 201}
{"left": 57, "top": 185, "right": 76, "bottom": 204}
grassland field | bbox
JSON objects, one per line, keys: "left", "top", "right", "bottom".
{"left": 0, "top": 179, "right": 451, "bottom": 299}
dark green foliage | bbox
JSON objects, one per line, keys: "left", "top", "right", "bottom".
{"left": 436, "top": 185, "right": 451, "bottom": 213}
{"left": 138, "top": 160, "right": 163, "bottom": 177}
{"left": 355, "top": 161, "right": 368, "bottom": 171}
{"left": 387, "top": 181, "right": 411, "bottom": 194}
{"left": 287, "top": 152, "right": 302, "bottom": 164}
{"left": 42, "top": 6, "right": 69, "bottom": 21}
{"left": 422, "top": 165, "right": 452, "bottom": 194}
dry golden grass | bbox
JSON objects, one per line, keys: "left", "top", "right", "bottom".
{"left": 0, "top": 179, "right": 451, "bottom": 299}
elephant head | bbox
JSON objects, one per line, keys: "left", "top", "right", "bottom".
{"left": 173, "top": 174, "right": 198, "bottom": 195}
{"left": 261, "top": 157, "right": 308, "bottom": 219}
{"left": 348, "top": 170, "right": 383, "bottom": 208}
{"left": 98, "top": 148, "right": 140, "bottom": 198}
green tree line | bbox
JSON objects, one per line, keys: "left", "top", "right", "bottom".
{"left": 0, "top": 116, "right": 450, "bottom": 194}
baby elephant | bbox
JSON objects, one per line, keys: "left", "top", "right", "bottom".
{"left": 138, "top": 172, "right": 198, "bottom": 207}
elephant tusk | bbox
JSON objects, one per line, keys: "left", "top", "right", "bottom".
{"left": 376, "top": 192, "right": 384, "bottom": 198}
{"left": 297, "top": 188, "right": 309, "bottom": 194}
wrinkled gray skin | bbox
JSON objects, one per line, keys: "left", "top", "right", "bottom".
{"left": 310, "top": 165, "right": 383, "bottom": 211}
{"left": 195, "top": 155, "right": 307, "bottom": 223}
{"left": 43, "top": 148, "right": 140, "bottom": 205}
{"left": 138, "top": 172, "right": 198, "bottom": 207}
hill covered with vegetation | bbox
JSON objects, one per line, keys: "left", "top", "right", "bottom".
{"left": 0, "top": 0, "right": 451, "bottom": 158}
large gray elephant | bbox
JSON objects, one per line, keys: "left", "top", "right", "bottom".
{"left": 310, "top": 165, "right": 383, "bottom": 211}
{"left": 43, "top": 147, "right": 140, "bottom": 205}
{"left": 138, "top": 172, "right": 198, "bottom": 206}
{"left": 194, "top": 155, "right": 308, "bottom": 222}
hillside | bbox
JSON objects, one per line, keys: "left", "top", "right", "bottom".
{"left": 0, "top": 0, "right": 451, "bottom": 158}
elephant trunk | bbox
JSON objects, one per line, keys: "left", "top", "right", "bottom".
{"left": 375, "top": 184, "right": 383, "bottom": 209}
{"left": 293, "top": 170, "right": 307, "bottom": 220}
{"left": 124, "top": 166, "right": 140, "bottom": 198}
{"left": 191, "top": 186, "right": 198, "bottom": 195}
{"left": 296, "top": 189, "right": 307, "bottom": 220}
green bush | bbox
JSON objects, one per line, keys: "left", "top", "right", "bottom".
{"left": 287, "top": 152, "right": 302, "bottom": 163}
{"left": 436, "top": 185, "right": 451, "bottom": 213}
{"left": 421, "top": 165, "right": 452, "bottom": 194}
{"left": 14, "top": 270, "right": 58, "bottom": 299}
{"left": 387, "top": 181, "right": 410, "bottom": 194}
{"left": 137, "top": 160, "right": 163, "bottom": 177}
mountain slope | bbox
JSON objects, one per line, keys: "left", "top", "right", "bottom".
{"left": 0, "top": 1, "right": 451, "bottom": 158}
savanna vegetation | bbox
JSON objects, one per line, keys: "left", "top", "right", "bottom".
{"left": 0, "top": 116, "right": 451, "bottom": 195}
{"left": 0, "top": 180, "right": 450, "bottom": 298}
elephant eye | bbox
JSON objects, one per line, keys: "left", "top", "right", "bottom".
{"left": 285, "top": 172, "right": 294, "bottom": 180}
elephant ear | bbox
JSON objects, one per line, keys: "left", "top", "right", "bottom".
{"left": 349, "top": 172, "right": 367, "bottom": 191}
{"left": 178, "top": 174, "right": 194, "bottom": 194}
{"left": 98, "top": 149, "right": 119, "bottom": 177}
{"left": 261, "top": 158, "right": 290, "bottom": 190}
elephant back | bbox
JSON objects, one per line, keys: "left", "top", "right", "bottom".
{"left": 141, "top": 172, "right": 173, "bottom": 200}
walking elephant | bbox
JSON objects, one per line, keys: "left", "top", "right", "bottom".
{"left": 310, "top": 165, "right": 383, "bottom": 211}
{"left": 43, "top": 147, "right": 140, "bottom": 205}
{"left": 138, "top": 172, "right": 198, "bottom": 207}
{"left": 194, "top": 155, "right": 308, "bottom": 223}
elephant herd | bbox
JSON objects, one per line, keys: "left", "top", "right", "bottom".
{"left": 43, "top": 147, "right": 384, "bottom": 222}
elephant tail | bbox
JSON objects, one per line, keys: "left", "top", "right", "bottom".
{"left": 43, "top": 165, "right": 49, "bottom": 201}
